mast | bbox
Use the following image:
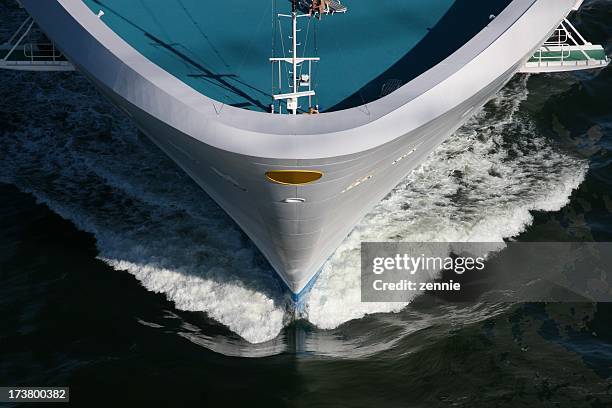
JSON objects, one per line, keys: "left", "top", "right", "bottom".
{"left": 291, "top": 0, "right": 298, "bottom": 115}
{"left": 270, "top": 1, "right": 319, "bottom": 115}
{"left": 269, "top": 1, "right": 347, "bottom": 115}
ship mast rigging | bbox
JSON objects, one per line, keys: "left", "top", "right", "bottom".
{"left": 270, "top": 0, "right": 347, "bottom": 115}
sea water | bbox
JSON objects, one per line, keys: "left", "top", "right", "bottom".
{"left": 1, "top": 0, "right": 611, "bottom": 405}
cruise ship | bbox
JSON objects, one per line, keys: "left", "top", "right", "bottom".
{"left": 2, "top": 0, "right": 608, "bottom": 298}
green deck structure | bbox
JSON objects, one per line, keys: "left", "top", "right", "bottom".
{"left": 528, "top": 47, "right": 608, "bottom": 63}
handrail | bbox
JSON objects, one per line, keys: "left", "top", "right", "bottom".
{"left": 2, "top": 17, "right": 69, "bottom": 66}
{"left": 23, "top": 43, "right": 63, "bottom": 61}
{"left": 534, "top": 43, "right": 571, "bottom": 64}
{"left": 544, "top": 27, "right": 568, "bottom": 46}
{"left": 532, "top": 17, "right": 596, "bottom": 66}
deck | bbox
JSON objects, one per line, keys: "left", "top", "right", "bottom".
{"left": 0, "top": 45, "right": 73, "bottom": 71}
{"left": 81, "top": 0, "right": 513, "bottom": 112}
{"left": 522, "top": 44, "right": 610, "bottom": 72}
{"left": 528, "top": 47, "right": 607, "bottom": 63}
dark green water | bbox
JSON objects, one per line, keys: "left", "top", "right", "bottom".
{"left": 1, "top": 0, "right": 612, "bottom": 406}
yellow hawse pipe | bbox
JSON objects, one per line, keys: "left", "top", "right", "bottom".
{"left": 265, "top": 170, "right": 323, "bottom": 186}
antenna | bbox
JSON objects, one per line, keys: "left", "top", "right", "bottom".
{"left": 270, "top": 2, "right": 318, "bottom": 115}
{"left": 269, "top": 1, "right": 347, "bottom": 115}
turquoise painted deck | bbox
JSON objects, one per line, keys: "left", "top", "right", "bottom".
{"left": 82, "top": 0, "right": 512, "bottom": 112}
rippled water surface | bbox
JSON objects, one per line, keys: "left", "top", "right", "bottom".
{"left": 1, "top": 0, "right": 611, "bottom": 406}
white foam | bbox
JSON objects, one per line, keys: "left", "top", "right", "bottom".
{"left": 0, "top": 73, "right": 587, "bottom": 343}
{"left": 0, "top": 74, "right": 291, "bottom": 344}
{"left": 303, "top": 77, "right": 587, "bottom": 329}
{"left": 107, "top": 260, "right": 287, "bottom": 343}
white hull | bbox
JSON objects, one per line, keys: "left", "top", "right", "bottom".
{"left": 19, "top": 0, "right": 581, "bottom": 295}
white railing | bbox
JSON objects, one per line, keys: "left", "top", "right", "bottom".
{"left": 544, "top": 27, "right": 568, "bottom": 46}
{"left": 23, "top": 43, "right": 63, "bottom": 61}
{"left": 530, "top": 18, "right": 595, "bottom": 67}
{"left": 2, "top": 16, "right": 66, "bottom": 66}
{"left": 521, "top": 15, "right": 609, "bottom": 73}
{"left": 533, "top": 44, "right": 571, "bottom": 64}
{"left": 534, "top": 18, "right": 592, "bottom": 63}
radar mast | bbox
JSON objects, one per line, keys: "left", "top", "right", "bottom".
{"left": 270, "top": 0, "right": 347, "bottom": 115}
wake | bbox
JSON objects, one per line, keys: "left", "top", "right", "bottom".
{"left": 0, "top": 73, "right": 586, "bottom": 343}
